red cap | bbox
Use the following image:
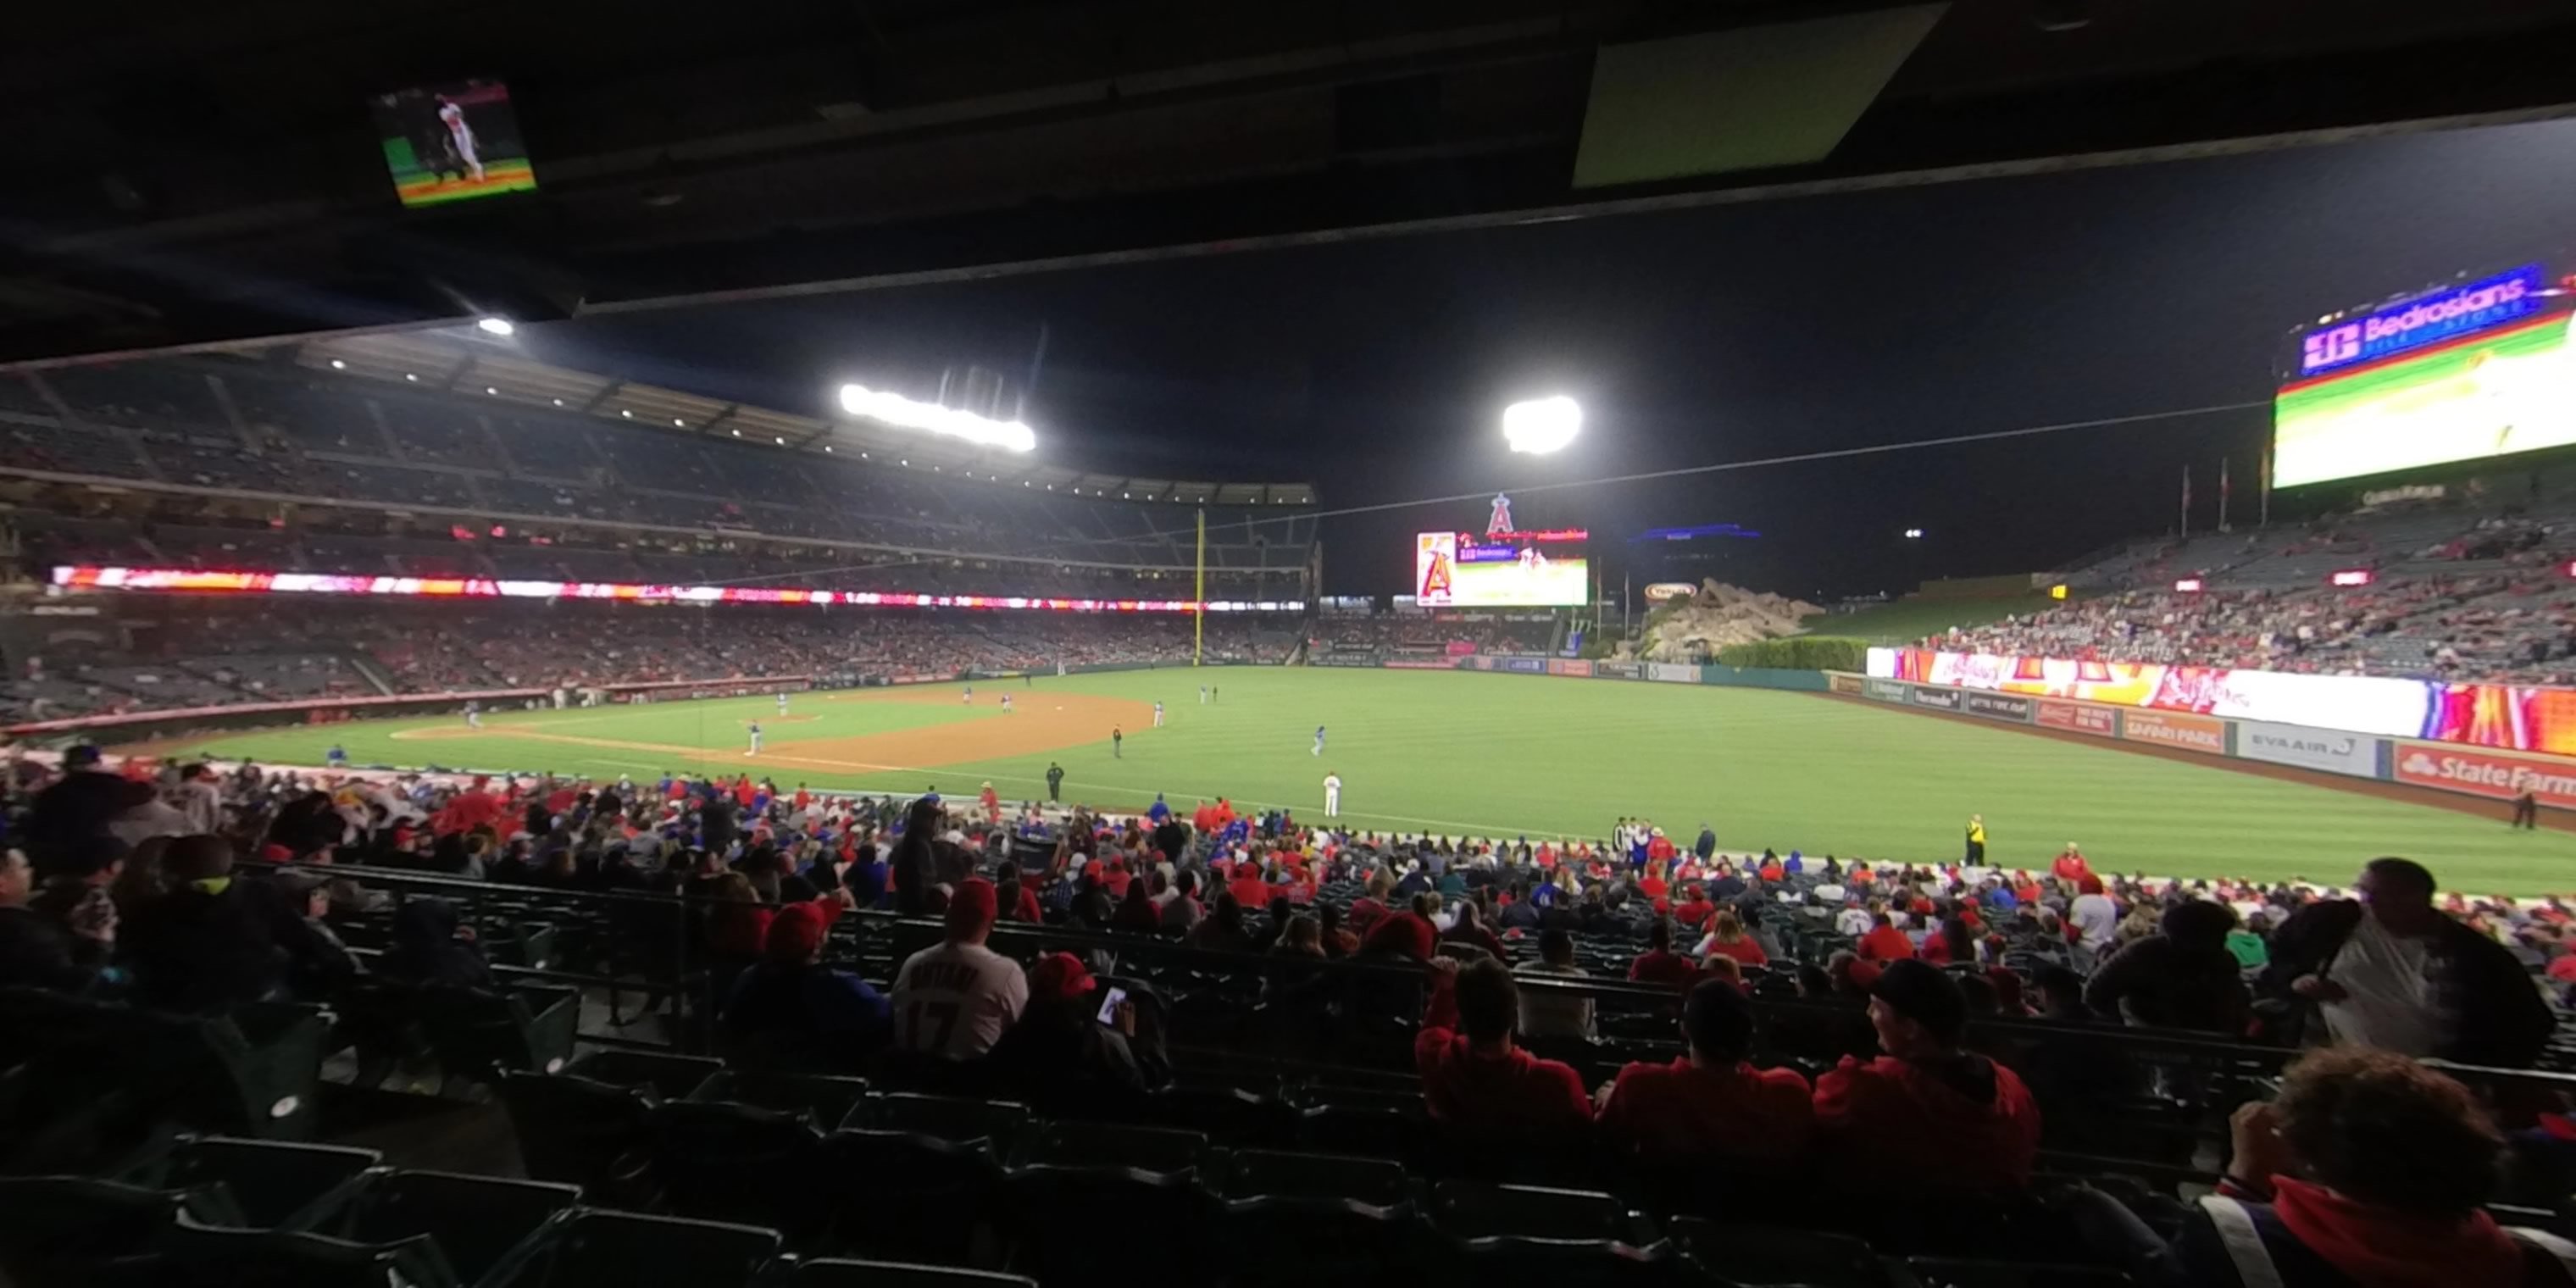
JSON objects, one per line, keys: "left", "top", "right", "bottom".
{"left": 947, "top": 877, "right": 998, "bottom": 933}
{"left": 766, "top": 902, "right": 829, "bottom": 963}
{"left": 1030, "top": 952, "right": 1096, "bottom": 1001}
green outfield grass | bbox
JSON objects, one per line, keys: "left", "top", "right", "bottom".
{"left": 154, "top": 668, "right": 2576, "bottom": 895}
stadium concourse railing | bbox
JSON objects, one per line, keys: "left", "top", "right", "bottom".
{"left": 247, "top": 858, "right": 2576, "bottom": 1188}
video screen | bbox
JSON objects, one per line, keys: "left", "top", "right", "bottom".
{"left": 1414, "top": 531, "right": 1587, "bottom": 607}
{"left": 372, "top": 80, "right": 538, "bottom": 208}
{"left": 2273, "top": 265, "right": 2576, "bottom": 488}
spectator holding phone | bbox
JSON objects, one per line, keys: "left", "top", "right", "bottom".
{"left": 986, "top": 952, "right": 1144, "bottom": 1102}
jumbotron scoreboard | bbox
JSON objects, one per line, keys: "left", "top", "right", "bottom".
{"left": 1413, "top": 493, "right": 1589, "bottom": 608}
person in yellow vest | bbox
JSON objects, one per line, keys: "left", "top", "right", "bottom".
{"left": 1964, "top": 814, "right": 1987, "bottom": 866}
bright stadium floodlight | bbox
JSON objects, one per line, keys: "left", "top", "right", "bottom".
{"left": 837, "top": 382, "right": 1037, "bottom": 452}
{"left": 475, "top": 316, "right": 515, "bottom": 336}
{"left": 1503, "top": 396, "right": 1582, "bottom": 454}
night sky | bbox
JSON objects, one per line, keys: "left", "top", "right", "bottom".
{"left": 526, "top": 118, "right": 2576, "bottom": 602}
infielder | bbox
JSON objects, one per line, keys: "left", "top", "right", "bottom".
{"left": 776, "top": 692, "right": 790, "bottom": 715}
{"left": 1324, "top": 770, "right": 1342, "bottom": 819}
{"left": 962, "top": 686, "right": 974, "bottom": 706}
{"left": 1001, "top": 693, "right": 1013, "bottom": 713}
{"left": 1153, "top": 701, "right": 1165, "bottom": 727}
{"left": 747, "top": 722, "right": 763, "bottom": 757}
{"left": 464, "top": 701, "right": 481, "bottom": 730}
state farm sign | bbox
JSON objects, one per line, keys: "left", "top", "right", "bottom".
{"left": 2121, "top": 710, "right": 2227, "bottom": 755}
{"left": 2394, "top": 746, "right": 2576, "bottom": 808}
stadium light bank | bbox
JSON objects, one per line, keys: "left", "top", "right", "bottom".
{"left": 837, "top": 383, "right": 1037, "bottom": 452}
{"left": 1502, "top": 396, "right": 1581, "bottom": 454}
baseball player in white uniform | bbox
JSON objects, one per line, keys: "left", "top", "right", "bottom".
{"left": 776, "top": 692, "right": 790, "bottom": 715}
{"left": 1324, "top": 771, "right": 1342, "bottom": 819}
{"left": 1153, "top": 701, "right": 1165, "bottom": 727}
{"left": 437, "top": 97, "right": 486, "bottom": 182}
{"left": 464, "top": 701, "right": 481, "bottom": 730}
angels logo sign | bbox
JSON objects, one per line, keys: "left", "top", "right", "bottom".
{"left": 1417, "top": 533, "right": 1456, "bottom": 600}
{"left": 1487, "top": 493, "right": 1515, "bottom": 536}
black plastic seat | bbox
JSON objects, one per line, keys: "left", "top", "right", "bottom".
{"left": 0, "top": 1175, "right": 244, "bottom": 1284}
{"left": 124, "top": 1211, "right": 460, "bottom": 1288}
{"left": 564, "top": 1049, "right": 723, "bottom": 1099}
{"left": 1666, "top": 1218, "right": 1888, "bottom": 1288}
{"left": 1904, "top": 1259, "right": 2134, "bottom": 1288}
{"left": 1146, "top": 1083, "right": 1300, "bottom": 1145}
{"left": 788, "top": 1258, "right": 1035, "bottom": 1287}
{"left": 1005, "top": 1122, "right": 1216, "bottom": 1286}
{"left": 847, "top": 1092, "right": 1028, "bottom": 1150}
{"left": 507, "top": 1208, "right": 780, "bottom": 1288}
{"left": 642, "top": 1100, "right": 827, "bottom": 1235}
{"left": 817, "top": 1130, "right": 1008, "bottom": 1267}
{"left": 690, "top": 1070, "right": 871, "bottom": 1126}
{"left": 1430, "top": 1180, "right": 1633, "bottom": 1243}
{"left": 160, "top": 1136, "right": 382, "bottom": 1230}
{"left": 327, "top": 1169, "right": 579, "bottom": 1287}
{"left": 496, "top": 1071, "right": 653, "bottom": 1197}
{"left": 1011, "top": 1119, "right": 1208, "bottom": 1175}
{"left": 1213, "top": 1150, "right": 1418, "bottom": 1287}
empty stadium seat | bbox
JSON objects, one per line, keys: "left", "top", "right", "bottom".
{"left": 1903, "top": 1259, "right": 2134, "bottom": 1288}
{"left": 787, "top": 1259, "right": 1037, "bottom": 1288}
{"left": 689, "top": 1069, "right": 872, "bottom": 1125}
{"left": 1211, "top": 1149, "right": 1418, "bottom": 1286}
{"left": 0, "top": 1175, "right": 246, "bottom": 1285}
{"left": 107, "top": 1210, "right": 461, "bottom": 1288}
{"left": 816, "top": 1130, "right": 1009, "bottom": 1267}
{"left": 502, "top": 1208, "right": 780, "bottom": 1288}
{"left": 1665, "top": 1219, "right": 1888, "bottom": 1288}
{"left": 642, "top": 1100, "right": 829, "bottom": 1235}
{"left": 156, "top": 1136, "right": 382, "bottom": 1230}
{"left": 495, "top": 1072, "right": 652, "bottom": 1199}
{"left": 563, "top": 1048, "right": 724, "bottom": 1099}
{"left": 1005, "top": 1121, "right": 1217, "bottom": 1285}
{"left": 323, "top": 1169, "right": 580, "bottom": 1287}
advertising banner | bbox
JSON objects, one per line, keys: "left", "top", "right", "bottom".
{"left": 1909, "top": 686, "right": 1962, "bottom": 711}
{"left": 1866, "top": 679, "right": 1909, "bottom": 703}
{"left": 2121, "top": 710, "right": 2227, "bottom": 755}
{"left": 1649, "top": 663, "right": 1701, "bottom": 684}
{"left": 2035, "top": 699, "right": 2117, "bottom": 737}
{"left": 1874, "top": 647, "right": 2440, "bottom": 744}
{"left": 2393, "top": 744, "right": 2576, "bottom": 808}
{"left": 1500, "top": 657, "right": 1546, "bottom": 675}
{"left": 1311, "top": 654, "right": 1378, "bottom": 668}
{"left": 1828, "top": 672, "right": 1865, "bottom": 695}
{"left": 1385, "top": 658, "right": 1464, "bottom": 670}
{"left": 1591, "top": 660, "right": 1641, "bottom": 680}
{"left": 1543, "top": 658, "right": 1593, "bottom": 677}
{"left": 2236, "top": 721, "right": 2380, "bottom": 777}
{"left": 1963, "top": 691, "right": 2033, "bottom": 722}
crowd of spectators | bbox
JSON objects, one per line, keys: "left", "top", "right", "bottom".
{"left": 1, "top": 608, "right": 1304, "bottom": 724}
{"left": 5, "top": 743, "right": 2573, "bottom": 1283}
{"left": 1311, "top": 612, "right": 1558, "bottom": 659}
{"left": 1925, "top": 575, "right": 2576, "bottom": 684}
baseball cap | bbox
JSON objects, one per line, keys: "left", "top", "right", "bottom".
{"left": 62, "top": 745, "right": 103, "bottom": 769}
{"left": 1029, "top": 952, "right": 1096, "bottom": 1001}
{"left": 765, "top": 902, "right": 830, "bottom": 963}
{"left": 1869, "top": 958, "right": 1968, "bottom": 1046}
{"left": 947, "top": 877, "right": 998, "bottom": 934}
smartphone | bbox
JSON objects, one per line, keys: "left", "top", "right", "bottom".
{"left": 1095, "top": 985, "right": 1129, "bottom": 1026}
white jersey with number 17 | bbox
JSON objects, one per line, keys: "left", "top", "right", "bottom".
{"left": 890, "top": 941, "right": 1028, "bottom": 1059}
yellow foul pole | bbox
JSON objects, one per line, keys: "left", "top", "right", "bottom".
{"left": 1194, "top": 507, "right": 1206, "bottom": 665}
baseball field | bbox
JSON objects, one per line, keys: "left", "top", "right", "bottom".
{"left": 144, "top": 667, "right": 2576, "bottom": 896}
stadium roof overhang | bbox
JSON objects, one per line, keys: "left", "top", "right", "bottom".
{"left": 2, "top": 0, "right": 2573, "bottom": 366}
{"left": 286, "top": 328, "right": 1315, "bottom": 495}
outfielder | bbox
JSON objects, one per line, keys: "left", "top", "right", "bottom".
{"left": 1153, "top": 701, "right": 1165, "bottom": 728}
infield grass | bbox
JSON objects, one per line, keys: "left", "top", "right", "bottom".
{"left": 154, "top": 667, "right": 2576, "bottom": 895}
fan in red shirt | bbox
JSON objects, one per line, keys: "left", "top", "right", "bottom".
{"left": 1646, "top": 830, "right": 1677, "bottom": 866}
{"left": 1629, "top": 918, "right": 1701, "bottom": 990}
{"left": 1671, "top": 886, "right": 1716, "bottom": 935}
{"left": 1856, "top": 912, "right": 1916, "bottom": 962}
{"left": 433, "top": 775, "right": 507, "bottom": 836}
{"left": 1227, "top": 863, "right": 1271, "bottom": 913}
{"left": 1414, "top": 958, "right": 1592, "bottom": 1133}
{"left": 1813, "top": 960, "right": 2041, "bottom": 1191}
{"left": 1599, "top": 979, "right": 1812, "bottom": 1159}
{"left": 1702, "top": 910, "right": 1769, "bottom": 970}
{"left": 2050, "top": 843, "right": 2092, "bottom": 886}
{"left": 978, "top": 782, "right": 1001, "bottom": 824}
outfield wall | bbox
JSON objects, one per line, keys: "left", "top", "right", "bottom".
{"left": 1845, "top": 669, "right": 2576, "bottom": 811}
{"left": 1328, "top": 651, "right": 2576, "bottom": 813}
